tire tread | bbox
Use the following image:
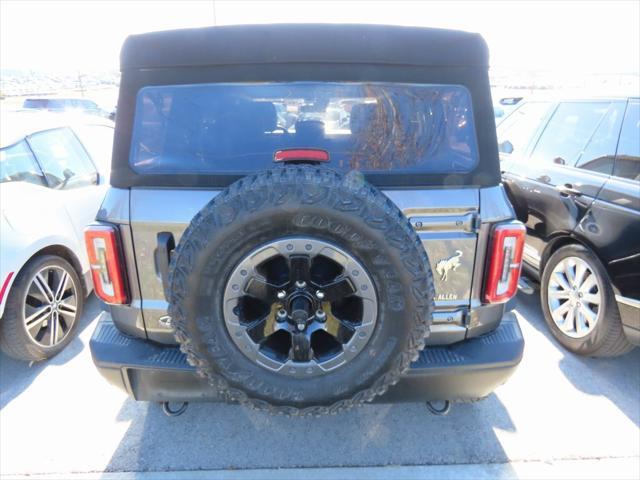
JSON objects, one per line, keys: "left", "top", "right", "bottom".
{"left": 168, "top": 166, "right": 434, "bottom": 415}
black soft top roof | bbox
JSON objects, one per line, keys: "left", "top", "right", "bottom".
{"left": 113, "top": 24, "right": 500, "bottom": 189}
{"left": 121, "top": 24, "right": 488, "bottom": 70}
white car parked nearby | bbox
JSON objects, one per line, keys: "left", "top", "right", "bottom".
{"left": 0, "top": 111, "right": 114, "bottom": 361}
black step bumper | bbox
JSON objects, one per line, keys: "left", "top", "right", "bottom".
{"left": 90, "top": 311, "right": 524, "bottom": 404}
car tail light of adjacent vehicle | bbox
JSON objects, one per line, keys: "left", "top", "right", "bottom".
{"left": 84, "top": 225, "right": 129, "bottom": 304}
{"left": 484, "top": 222, "right": 526, "bottom": 304}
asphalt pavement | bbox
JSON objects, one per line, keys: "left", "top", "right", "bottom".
{"left": 1, "top": 292, "right": 638, "bottom": 478}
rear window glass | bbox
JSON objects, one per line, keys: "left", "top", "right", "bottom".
{"left": 129, "top": 82, "right": 478, "bottom": 175}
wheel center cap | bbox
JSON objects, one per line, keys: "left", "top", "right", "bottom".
{"left": 289, "top": 294, "right": 313, "bottom": 329}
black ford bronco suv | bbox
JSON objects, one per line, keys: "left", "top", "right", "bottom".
{"left": 86, "top": 24, "right": 526, "bottom": 416}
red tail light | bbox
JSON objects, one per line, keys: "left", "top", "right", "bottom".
{"left": 84, "top": 225, "right": 129, "bottom": 304}
{"left": 484, "top": 222, "right": 526, "bottom": 304}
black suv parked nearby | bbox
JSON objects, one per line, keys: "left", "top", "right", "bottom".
{"left": 86, "top": 24, "right": 526, "bottom": 416}
{"left": 499, "top": 96, "right": 640, "bottom": 357}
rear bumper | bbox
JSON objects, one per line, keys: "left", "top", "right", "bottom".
{"left": 90, "top": 311, "right": 524, "bottom": 404}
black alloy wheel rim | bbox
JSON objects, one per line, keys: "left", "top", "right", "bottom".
{"left": 223, "top": 237, "right": 377, "bottom": 378}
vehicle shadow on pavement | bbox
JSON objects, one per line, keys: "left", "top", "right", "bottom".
{"left": 0, "top": 294, "right": 102, "bottom": 411}
{"left": 515, "top": 291, "right": 640, "bottom": 427}
{"left": 103, "top": 387, "right": 517, "bottom": 472}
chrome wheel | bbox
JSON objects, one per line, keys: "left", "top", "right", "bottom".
{"left": 547, "top": 256, "right": 601, "bottom": 339}
{"left": 23, "top": 265, "right": 78, "bottom": 347}
{"left": 223, "top": 238, "right": 377, "bottom": 378}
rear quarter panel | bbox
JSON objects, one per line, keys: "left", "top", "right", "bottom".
{"left": 0, "top": 183, "right": 89, "bottom": 316}
{"left": 577, "top": 176, "right": 640, "bottom": 299}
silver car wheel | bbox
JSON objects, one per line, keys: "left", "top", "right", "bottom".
{"left": 547, "top": 256, "right": 601, "bottom": 339}
{"left": 23, "top": 265, "right": 78, "bottom": 347}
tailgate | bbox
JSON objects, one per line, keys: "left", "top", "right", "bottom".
{"left": 128, "top": 187, "right": 482, "bottom": 345}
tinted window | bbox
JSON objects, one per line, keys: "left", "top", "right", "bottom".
{"left": 575, "top": 103, "right": 626, "bottom": 174}
{"left": 614, "top": 101, "right": 640, "bottom": 182}
{"left": 130, "top": 82, "right": 479, "bottom": 175}
{"left": 0, "top": 140, "right": 46, "bottom": 186}
{"left": 27, "top": 128, "right": 97, "bottom": 189}
{"left": 73, "top": 125, "right": 114, "bottom": 174}
{"left": 23, "top": 99, "right": 68, "bottom": 110}
{"left": 76, "top": 100, "right": 99, "bottom": 110}
{"left": 531, "top": 102, "right": 610, "bottom": 166}
{"left": 496, "top": 102, "right": 551, "bottom": 155}
{"left": 23, "top": 99, "right": 49, "bottom": 109}
{"left": 46, "top": 100, "right": 67, "bottom": 109}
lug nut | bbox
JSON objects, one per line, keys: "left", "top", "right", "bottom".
{"left": 315, "top": 290, "right": 325, "bottom": 300}
{"left": 277, "top": 290, "right": 286, "bottom": 300}
{"left": 276, "top": 309, "right": 288, "bottom": 322}
{"left": 315, "top": 309, "right": 326, "bottom": 322}
{"left": 295, "top": 280, "right": 307, "bottom": 289}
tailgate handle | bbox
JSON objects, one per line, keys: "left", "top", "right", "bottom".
{"left": 155, "top": 232, "right": 175, "bottom": 299}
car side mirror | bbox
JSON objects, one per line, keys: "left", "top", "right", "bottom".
{"left": 90, "top": 171, "right": 100, "bottom": 185}
{"left": 499, "top": 140, "right": 514, "bottom": 154}
{"left": 553, "top": 157, "right": 566, "bottom": 165}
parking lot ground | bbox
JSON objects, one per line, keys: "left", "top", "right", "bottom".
{"left": 1, "top": 292, "right": 639, "bottom": 478}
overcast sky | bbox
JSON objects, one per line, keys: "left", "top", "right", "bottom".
{"left": 1, "top": 0, "right": 639, "bottom": 74}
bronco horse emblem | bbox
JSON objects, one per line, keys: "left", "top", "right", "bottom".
{"left": 436, "top": 250, "right": 463, "bottom": 281}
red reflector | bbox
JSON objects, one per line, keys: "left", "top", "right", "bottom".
{"left": 84, "top": 225, "right": 129, "bottom": 304}
{"left": 484, "top": 222, "right": 526, "bottom": 304}
{"left": 274, "top": 149, "right": 329, "bottom": 163}
{"left": 0, "top": 272, "right": 14, "bottom": 304}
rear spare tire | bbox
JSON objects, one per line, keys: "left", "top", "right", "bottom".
{"left": 168, "top": 167, "right": 434, "bottom": 414}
